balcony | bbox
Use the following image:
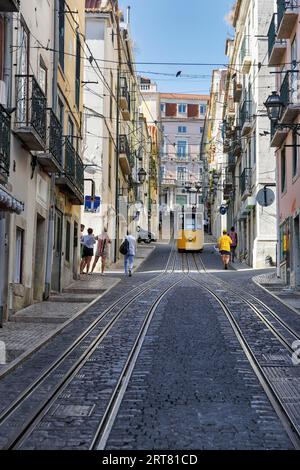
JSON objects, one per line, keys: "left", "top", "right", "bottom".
{"left": 56, "top": 138, "right": 84, "bottom": 205}
{"left": 37, "top": 109, "right": 63, "bottom": 173}
{"left": 240, "top": 168, "right": 252, "bottom": 200}
{"left": 223, "top": 173, "right": 234, "bottom": 199}
{"left": 240, "top": 100, "right": 252, "bottom": 136}
{"left": 119, "top": 134, "right": 131, "bottom": 176}
{"left": 240, "top": 37, "right": 252, "bottom": 74}
{"left": 279, "top": 70, "right": 300, "bottom": 123}
{"left": 0, "top": 0, "right": 19, "bottom": 11}
{"left": 268, "top": 14, "right": 287, "bottom": 67}
{"left": 161, "top": 178, "right": 177, "bottom": 187}
{"left": 228, "top": 153, "right": 236, "bottom": 171}
{"left": 120, "top": 77, "right": 131, "bottom": 121}
{"left": 14, "top": 75, "right": 47, "bottom": 150}
{"left": 0, "top": 105, "right": 11, "bottom": 182}
{"left": 233, "top": 79, "right": 243, "bottom": 103}
{"left": 270, "top": 119, "right": 289, "bottom": 148}
{"left": 277, "top": 0, "right": 299, "bottom": 40}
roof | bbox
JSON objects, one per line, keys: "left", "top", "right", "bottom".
{"left": 160, "top": 93, "right": 209, "bottom": 101}
{"left": 85, "top": 0, "right": 113, "bottom": 12}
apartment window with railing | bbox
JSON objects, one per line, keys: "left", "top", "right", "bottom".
{"left": 59, "top": 0, "right": 65, "bottom": 71}
{"left": 178, "top": 126, "right": 187, "bottom": 134}
{"left": 177, "top": 140, "right": 187, "bottom": 159}
{"left": 177, "top": 166, "right": 187, "bottom": 181}
{"left": 281, "top": 147, "right": 287, "bottom": 193}
{"left": 160, "top": 166, "right": 166, "bottom": 180}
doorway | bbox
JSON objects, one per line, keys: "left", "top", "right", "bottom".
{"left": 294, "top": 215, "right": 300, "bottom": 287}
{"left": 51, "top": 209, "right": 63, "bottom": 292}
{"left": 33, "top": 214, "right": 46, "bottom": 301}
{"left": 73, "top": 221, "right": 78, "bottom": 279}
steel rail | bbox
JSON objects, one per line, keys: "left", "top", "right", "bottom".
{"left": 0, "top": 244, "right": 177, "bottom": 447}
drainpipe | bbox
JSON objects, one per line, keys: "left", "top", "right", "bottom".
{"left": 0, "top": 212, "right": 6, "bottom": 327}
{"left": 44, "top": 0, "right": 59, "bottom": 299}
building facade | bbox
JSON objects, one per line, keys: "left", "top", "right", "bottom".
{"left": 267, "top": 0, "right": 300, "bottom": 286}
{"left": 222, "top": 0, "right": 277, "bottom": 268}
{"left": 160, "top": 93, "right": 209, "bottom": 213}
{"left": 0, "top": 0, "right": 85, "bottom": 322}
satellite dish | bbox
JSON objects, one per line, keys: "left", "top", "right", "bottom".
{"left": 256, "top": 187, "right": 275, "bottom": 207}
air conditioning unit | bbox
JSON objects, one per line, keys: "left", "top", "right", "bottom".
{"left": 0, "top": 81, "right": 7, "bottom": 106}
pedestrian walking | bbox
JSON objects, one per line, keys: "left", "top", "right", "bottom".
{"left": 120, "top": 231, "right": 136, "bottom": 277}
{"left": 90, "top": 227, "right": 111, "bottom": 275}
{"left": 218, "top": 229, "right": 233, "bottom": 270}
{"left": 80, "top": 228, "right": 96, "bottom": 275}
{"left": 80, "top": 224, "right": 85, "bottom": 258}
{"left": 229, "top": 226, "right": 238, "bottom": 263}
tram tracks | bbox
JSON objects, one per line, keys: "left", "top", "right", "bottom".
{"left": 186, "top": 252, "right": 300, "bottom": 449}
{"left": 0, "top": 244, "right": 186, "bottom": 450}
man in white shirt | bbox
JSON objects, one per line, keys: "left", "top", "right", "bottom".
{"left": 124, "top": 231, "right": 136, "bottom": 277}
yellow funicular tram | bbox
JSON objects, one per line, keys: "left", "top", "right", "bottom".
{"left": 176, "top": 206, "right": 204, "bottom": 252}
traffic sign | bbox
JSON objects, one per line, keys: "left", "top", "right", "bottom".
{"left": 256, "top": 187, "right": 275, "bottom": 207}
{"left": 220, "top": 206, "right": 228, "bottom": 215}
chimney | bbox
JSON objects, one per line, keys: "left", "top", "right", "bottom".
{"left": 127, "top": 6, "right": 131, "bottom": 24}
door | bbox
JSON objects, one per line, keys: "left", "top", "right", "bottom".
{"left": 293, "top": 216, "right": 300, "bottom": 287}
{"left": 51, "top": 209, "right": 63, "bottom": 292}
{"left": 73, "top": 221, "right": 78, "bottom": 278}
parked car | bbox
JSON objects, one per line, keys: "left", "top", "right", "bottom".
{"left": 136, "top": 226, "right": 157, "bottom": 244}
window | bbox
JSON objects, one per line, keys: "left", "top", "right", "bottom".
{"left": 65, "top": 220, "right": 71, "bottom": 262}
{"left": 17, "top": 21, "right": 29, "bottom": 122}
{"left": 75, "top": 32, "right": 81, "bottom": 108}
{"left": 177, "top": 166, "right": 187, "bottom": 181}
{"left": 39, "top": 57, "right": 47, "bottom": 95}
{"left": 281, "top": 148, "right": 286, "bottom": 193}
{"left": 110, "top": 71, "right": 113, "bottom": 120}
{"left": 200, "top": 105, "right": 206, "bottom": 115}
{"left": 178, "top": 126, "right": 187, "bottom": 134}
{"left": 178, "top": 104, "right": 187, "bottom": 114}
{"left": 68, "top": 118, "right": 74, "bottom": 145}
{"left": 160, "top": 166, "right": 166, "bottom": 180}
{"left": 293, "top": 131, "right": 299, "bottom": 178}
{"left": 59, "top": 0, "right": 65, "bottom": 71}
{"left": 177, "top": 141, "right": 187, "bottom": 159}
{"left": 200, "top": 127, "right": 203, "bottom": 134}
{"left": 58, "top": 96, "right": 64, "bottom": 127}
{"left": 160, "top": 103, "right": 165, "bottom": 113}
{"left": 108, "top": 138, "right": 112, "bottom": 188}
{"left": 0, "top": 15, "right": 4, "bottom": 81}
{"left": 14, "top": 228, "right": 24, "bottom": 284}
{"left": 252, "top": 132, "right": 256, "bottom": 165}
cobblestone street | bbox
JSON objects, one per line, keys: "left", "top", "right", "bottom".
{"left": 0, "top": 242, "right": 299, "bottom": 450}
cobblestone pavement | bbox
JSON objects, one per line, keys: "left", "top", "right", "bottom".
{"left": 0, "top": 242, "right": 298, "bottom": 450}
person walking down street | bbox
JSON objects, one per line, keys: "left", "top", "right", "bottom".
{"left": 80, "top": 224, "right": 85, "bottom": 258}
{"left": 121, "top": 231, "right": 136, "bottom": 277}
{"left": 80, "top": 228, "right": 96, "bottom": 275}
{"left": 229, "top": 227, "right": 238, "bottom": 263}
{"left": 218, "top": 229, "right": 233, "bottom": 270}
{"left": 90, "top": 227, "right": 111, "bottom": 275}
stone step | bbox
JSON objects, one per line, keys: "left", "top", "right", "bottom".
{"left": 63, "top": 288, "right": 106, "bottom": 295}
{"left": 49, "top": 293, "right": 97, "bottom": 303}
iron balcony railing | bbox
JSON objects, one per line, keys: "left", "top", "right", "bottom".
{"left": 119, "top": 134, "right": 130, "bottom": 157}
{"left": 277, "top": 0, "right": 298, "bottom": 31}
{"left": 240, "top": 168, "right": 252, "bottom": 196}
{"left": 48, "top": 109, "right": 63, "bottom": 165}
{"left": 240, "top": 100, "right": 252, "bottom": 129}
{"left": 0, "top": 104, "right": 11, "bottom": 177}
{"left": 280, "top": 70, "right": 299, "bottom": 107}
{"left": 64, "top": 138, "right": 84, "bottom": 194}
{"left": 120, "top": 77, "right": 131, "bottom": 113}
{"left": 15, "top": 74, "right": 47, "bottom": 144}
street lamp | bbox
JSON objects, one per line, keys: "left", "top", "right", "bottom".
{"left": 264, "top": 91, "right": 285, "bottom": 123}
{"left": 138, "top": 168, "right": 147, "bottom": 184}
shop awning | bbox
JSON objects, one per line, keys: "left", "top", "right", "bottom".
{"left": 0, "top": 187, "right": 24, "bottom": 214}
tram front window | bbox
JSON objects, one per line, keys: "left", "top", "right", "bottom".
{"left": 184, "top": 213, "right": 203, "bottom": 231}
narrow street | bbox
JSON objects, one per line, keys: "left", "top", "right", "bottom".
{"left": 0, "top": 240, "right": 299, "bottom": 450}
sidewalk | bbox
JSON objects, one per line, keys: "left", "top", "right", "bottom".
{"left": 253, "top": 271, "right": 300, "bottom": 313}
{"left": 204, "top": 234, "right": 253, "bottom": 271}
{"left": 0, "top": 243, "right": 156, "bottom": 376}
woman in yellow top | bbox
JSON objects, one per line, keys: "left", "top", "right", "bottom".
{"left": 218, "top": 229, "right": 233, "bottom": 270}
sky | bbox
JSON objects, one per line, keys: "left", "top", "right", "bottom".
{"left": 119, "top": 0, "right": 234, "bottom": 95}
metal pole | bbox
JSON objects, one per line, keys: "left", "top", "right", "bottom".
{"left": 114, "top": 67, "right": 120, "bottom": 263}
